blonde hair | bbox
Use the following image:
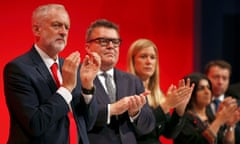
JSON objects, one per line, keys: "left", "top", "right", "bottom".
{"left": 127, "top": 38, "right": 165, "bottom": 108}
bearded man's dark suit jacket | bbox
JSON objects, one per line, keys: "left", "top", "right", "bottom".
{"left": 3, "top": 46, "right": 98, "bottom": 144}
{"left": 87, "top": 69, "right": 155, "bottom": 144}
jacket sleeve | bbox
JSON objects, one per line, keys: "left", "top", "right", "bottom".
{"left": 132, "top": 77, "right": 155, "bottom": 135}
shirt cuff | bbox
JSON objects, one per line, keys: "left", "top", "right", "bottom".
{"left": 81, "top": 93, "right": 93, "bottom": 104}
{"left": 57, "top": 86, "right": 72, "bottom": 104}
{"left": 107, "top": 104, "right": 111, "bottom": 124}
{"left": 129, "top": 109, "right": 141, "bottom": 122}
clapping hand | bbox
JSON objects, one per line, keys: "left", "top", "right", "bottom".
{"left": 80, "top": 52, "right": 101, "bottom": 89}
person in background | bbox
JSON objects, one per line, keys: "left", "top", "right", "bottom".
{"left": 174, "top": 73, "right": 240, "bottom": 144}
{"left": 227, "top": 82, "right": 240, "bottom": 105}
{"left": 205, "top": 60, "right": 240, "bottom": 144}
{"left": 3, "top": 4, "right": 100, "bottom": 144}
{"left": 85, "top": 19, "right": 155, "bottom": 144}
{"left": 225, "top": 62, "right": 240, "bottom": 107}
{"left": 127, "top": 38, "right": 194, "bottom": 144}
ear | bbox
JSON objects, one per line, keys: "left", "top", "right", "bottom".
{"left": 32, "top": 24, "right": 40, "bottom": 36}
{"left": 85, "top": 43, "right": 90, "bottom": 51}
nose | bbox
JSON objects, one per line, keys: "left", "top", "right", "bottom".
{"left": 146, "top": 56, "right": 152, "bottom": 64}
{"left": 106, "top": 41, "right": 114, "bottom": 48}
{"left": 59, "top": 26, "right": 69, "bottom": 35}
{"left": 203, "top": 86, "right": 211, "bottom": 94}
{"left": 215, "top": 77, "right": 224, "bottom": 86}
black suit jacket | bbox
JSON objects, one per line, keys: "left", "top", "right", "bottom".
{"left": 226, "top": 83, "right": 240, "bottom": 106}
{"left": 3, "top": 46, "right": 98, "bottom": 144}
{"left": 88, "top": 69, "right": 155, "bottom": 144}
{"left": 137, "top": 108, "right": 185, "bottom": 144}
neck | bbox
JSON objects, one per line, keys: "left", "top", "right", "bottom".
{"left": 192, "top": 104, "right": 206, "bottom": 115}
{"left": 192, "top": 104, "right": 208, "bottom": 121}
{"left": 101, "top": 66, "right": 113, "bottom": 72}
{"left": 142, "top": 79, "right": 149, "bottom": 89}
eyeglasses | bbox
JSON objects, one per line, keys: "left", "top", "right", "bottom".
{"left": 87, "top": 37, "right": 122, "bottom": 48}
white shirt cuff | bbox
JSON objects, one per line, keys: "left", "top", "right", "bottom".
{"left": 57, "top": 87, "right": 72, "bottom": 104}
{"left": 107, "top": 104, "right": 111, "bottom": 124}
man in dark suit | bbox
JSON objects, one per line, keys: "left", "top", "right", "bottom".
{"left": 205, "top": 60, "right": 240, "bottom": 144}
{"left": 3, "top": 4, "right": 100, "bottom": 144}
{"left": 85, "top": 19, "right": 155, "bottom": 144}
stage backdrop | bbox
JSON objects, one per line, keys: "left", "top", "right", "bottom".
{"left": 0, "top": 0, "right": 193, "bottom": 143}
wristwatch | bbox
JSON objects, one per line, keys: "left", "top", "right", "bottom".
{"left": 82, "top": 86, "right": 95, "bottom": 95}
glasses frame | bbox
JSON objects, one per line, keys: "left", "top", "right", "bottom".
{"left": 87, "top": 37, "right": 122, "bottom": 48}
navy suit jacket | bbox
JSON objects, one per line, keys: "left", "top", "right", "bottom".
{"left": 88, "top": 69, "right": 155, "bottom": 144}
{"left": 3, "top": 47, "right": 98, "bottom": 144}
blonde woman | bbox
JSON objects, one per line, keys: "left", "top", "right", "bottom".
{"left": 127, "top": 38, "right": 194, "bottom": 144}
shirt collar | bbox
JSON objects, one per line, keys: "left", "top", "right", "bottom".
{"left": 98, "top": 68, "right": 114, "bottom": 77}
{"left": 213, "top": 94, "right": 225, "bottom": 102}
{"left": 34, "top": 44, "right": 59, "bottom": 68}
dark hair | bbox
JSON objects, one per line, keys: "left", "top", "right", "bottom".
{"left": 204, "top": 60, "right": 232, "bottom": 75}
{"left": 184, "top": 72, "right": 212, "bottom": 110}
{"left": 86, "top": 19, "right": 120, "bottom": 42}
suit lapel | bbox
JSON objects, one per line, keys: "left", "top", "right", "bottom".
{"left": 94, "top": 76, "right": 111, "bottom": 104}
{"left": 94, "top": 69, "right": 127, "bottom": 103}
{"left": 114, "top": 69, "right": 125, "bottom": 100}
{"left": 30, "top": 47, "right": 58, "bottom": 93}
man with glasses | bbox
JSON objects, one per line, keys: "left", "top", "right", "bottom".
{"left": 85, "top": 19, "right": 155, "bottom": 144}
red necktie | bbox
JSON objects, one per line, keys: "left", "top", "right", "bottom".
{"left": 68, "top": 112, "right": 78, "bottom": 144}
{"left": 50, "top": 63, "right": 61, "bottom": 87}
{"left": 50, "top": 63, "right": 78, "bottom": 144}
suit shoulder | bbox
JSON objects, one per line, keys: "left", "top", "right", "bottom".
{"left": 229, "top": 82, "right": 240, "bottom": 90}
{"left": 7, "top": 48, "right": 35, "bottom": 64}
{"left": 227, "top": 82, "right": 240, "bottom": 99}
{"left": 4, "top": 48, "right": 38, "bottom": 73}
{"left": 114, "top": 69, "right": 139, "bottom": 79}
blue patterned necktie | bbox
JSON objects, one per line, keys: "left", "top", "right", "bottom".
{"left": 213, "top": 99, "right": 221, "bottom": 112}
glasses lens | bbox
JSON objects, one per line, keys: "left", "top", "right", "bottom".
{"left": 111, "top": 39, "right": 121, "bottom": 45}
{"left": 88, "top": 38, "right": 121, "bottom": 47}
{"left": 98, "top": 38, "right": 109, "bottom": 46}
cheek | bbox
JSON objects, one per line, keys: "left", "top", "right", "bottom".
{"left": 134, "top": 58, "right": 144, "bottom": 65}
{"left": 115, "top": 50, "right": 119, "bottom": 57}
{"left": 134, "top": 64, "right": 142, "bottom": 73}
{"left": 90, "top": 47, "right": 101, "bottom": 55}
{"left": 134, "top": 59, "right": 143, "bottom": 68}
{"left": 196, "top": 93, "right": 204, "bottom": 102}
{"left": 153, "top": 60, "right": 157, "bottom": 67}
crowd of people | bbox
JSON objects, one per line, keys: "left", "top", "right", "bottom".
{"left": 3, "top": 3, "right": 240, "bottom": 144}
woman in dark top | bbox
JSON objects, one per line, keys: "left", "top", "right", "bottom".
{"left": 174, "top": 73, "right": 239, "bottom": 144}
{"left": 127, "top": 39, "right": 194, "bottom": 144}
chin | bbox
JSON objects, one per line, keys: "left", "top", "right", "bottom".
{"left": 55, "top": 44, "right": 65, "bottom": 52}
{"left": 144, "top": 72, "right": 154, "bottom": 77}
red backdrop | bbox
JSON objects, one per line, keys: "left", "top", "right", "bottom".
{"left": 0, "top": 0, "right": 193, "bottom": 143}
